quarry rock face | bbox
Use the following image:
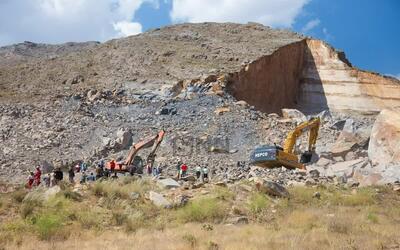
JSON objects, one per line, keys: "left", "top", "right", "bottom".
{"left": 299, "top": 39, "right": 400, "bottom": 114}
{"left": 368, "top": 109, "right": 400, "bottom": 166}
{"left": 227, "top": 38, "right": 400, "bottom": 115}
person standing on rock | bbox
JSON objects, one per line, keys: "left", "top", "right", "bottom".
{"left": 96, "top": 165, "right": 104, "bottom": 180}
{"left": 180, "top": 163, "right": 188, "bottom": 178}
{"left": 33, "top": 166, "right": 41, "bottom": 186}
{"left": 81, "top": 161, "right": 88, "bottom": 172}
{"left": 202, "top": 166, "right": 209, "bottom": 182}
{"left": 175, "top": 160, "right": 182, "bottom": 179}
{"left": 26, "top": 171, "right": 34, "bottom": 189}
{"left": 110, "top": 159, "right": 116, "bottom": 172}
{"left": 53, "top": 167, "right": 63, "bottom": 184}
{"left": 43, "top": 173, "right": 51, "bottom": 187}
{"left": 195, "top": 166, "right": 202, "bottom": 179}
{"left": 68, "top": 166, "right": 75, "bottom": 184}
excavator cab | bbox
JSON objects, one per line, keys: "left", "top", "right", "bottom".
{"left": 250, "top": 145, "right": 304, "bottom": 169}
{"left": 250, "top": 117, "right": 320, "bottom": 170}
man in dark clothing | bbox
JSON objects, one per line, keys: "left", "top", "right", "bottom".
{"left": 96, "top": 166, "right": 104, "bottom": 179}
{"left": 53, "top": 168, "right": 63, "bottom": 184}
{"left": 68, "top": 166, "right": 75, "bottom": 183}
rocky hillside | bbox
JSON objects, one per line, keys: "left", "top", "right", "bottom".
{"left": 0, "top": 22, "right": 399, "bottom": 186}
{"left": 0, "top": 22, "right": 303, "bottom": 101}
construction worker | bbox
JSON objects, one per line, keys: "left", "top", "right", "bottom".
{"left": 202, "top": 166, "right": 209, "bottom": 182}
{"left": 195, "top": 166, "right": 202, "bottom": 179}
{"left": 110, "top": 160, "right": 116, "bottom": 172}
{"left": 33, "top": 166, "right": 41, "bottom": 186}
{"left": 68, "top": 166, "right": 75, "bottom": 184}
{"left": 180, "top": 163, "right": 188, "bottom": 178}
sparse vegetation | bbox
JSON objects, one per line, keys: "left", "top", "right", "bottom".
{"left": 248, "top": 193, "right": 270, "bottom": 214}
{"left": 1, "top": 179, "right": 400, "bottom": 249}
{"left": 12, "top": 188, "right": 27, "bottom": 203}
{"left": 182, "top": 233, "right": 198, "bottom": 248}
{"left": 177, "top": 197, "right": 227, "bottom": 223}
{"left": 34, "top": 213, "right": 64, "bottom": 240}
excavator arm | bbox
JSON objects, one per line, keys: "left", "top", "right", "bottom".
{"left": 283, "top": 117, "right": 321, "bottom": 154}
{"left": 125, "top": 130, "right": 165, "bottom": 166}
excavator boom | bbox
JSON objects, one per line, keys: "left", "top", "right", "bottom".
{"left": 125, "top": 130, "right": 165, "bottom": 166}
{"left": 283, "top": 118, "right": 320, "bottom": 154}
{"left": 106, "top": 130, "right": 165, "bottom": 173}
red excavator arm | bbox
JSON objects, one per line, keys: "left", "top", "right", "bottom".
{"left": 125, "top": 130, "right": 165, "bottom": 166}
{"left": 106, "top": 130, "right": 165, "bottom": 172}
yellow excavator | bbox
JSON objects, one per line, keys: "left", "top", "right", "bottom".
{"left": 250, "top": 117, "right": 320, "bottom": 170}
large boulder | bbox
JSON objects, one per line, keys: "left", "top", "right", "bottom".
{"left": 281, "top": 109, "right": 307, "bottom": 123}
{"left": 352, "top": 164, "right": 400, "bottom": 186}
{"left": 115, "top": 128, "right": 132, "bottom": 150}
{"left": 149, "top": 191, "right": 172, "bottom": 208}
{"left": 368, "top": 109, "right": 400, "bottom": 166}
{"left": 157, "top": 178, "right": 181, "bottom": 189}
{"left": 325, "top": 158, "right": 366, "bottom": 178}
{"left": 255, "top": 180, "right": 289, "bottom": 198}
{"left": 331, "top": 119, "right": 370, "bottom": 156}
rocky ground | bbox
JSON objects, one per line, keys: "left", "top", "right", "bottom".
{"left": 0, "top": 22, "right": 399, "bottom": 189}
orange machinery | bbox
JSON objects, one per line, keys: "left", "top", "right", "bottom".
{"left": 106, "top": 130, "right": 165, "bottom": 175}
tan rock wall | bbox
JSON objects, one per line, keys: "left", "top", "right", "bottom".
{"left": 227, "top": 41, "right": 306, "bottom": 114}
{"left": 227, "top": 38, "right": 400, "bottom": 115}
{"left": 299, "top": 39, "right": 400, "bottom": 114}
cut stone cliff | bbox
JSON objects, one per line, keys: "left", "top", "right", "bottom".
{"left": 226, "top": 39, "right": 400, "bottom": 115}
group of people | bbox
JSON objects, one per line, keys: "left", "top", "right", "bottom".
{"left": 26, "top": 166, "right": 64, "bottom": 189}
{"left": 27, "top": 159, "right": 210, "bottom": 189}
{"left": 176, "top": 160, "right": 209, "bottom": 181}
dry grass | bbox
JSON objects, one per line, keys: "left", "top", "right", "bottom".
{"left": 1, "top": 180, "right": 400, "bottom": 249}
{"left": 4, "top": 221, "right": 400, "bottom": 250}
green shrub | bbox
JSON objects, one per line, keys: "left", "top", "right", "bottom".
{"left": 20, "top": 200, "right": 40, "bottom": 219}
{"left": 177, "top": 197, "right": 226, "bottom": 223}
{"left": 214, "top": 187, "right": 235, "bottom": 201}
{"left": 34, "top": 214, "right": 63, "bottom": 240}
{"left": 248, "top": 193, "right": 270, "bottom": 214}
